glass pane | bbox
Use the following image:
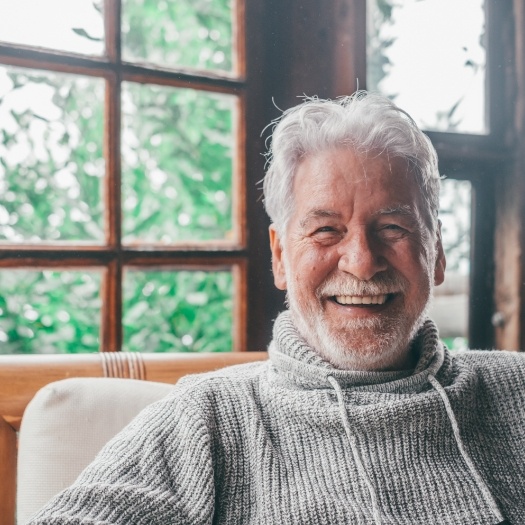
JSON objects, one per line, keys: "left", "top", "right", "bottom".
{"left": 123, "top": 269, "right": 233, "bottom": 353}
{"left": 429, "top": 179, "right": 472, "bottom": 350}
{"left": 0, "top": 66, "right": 105, "bottom": 243}
{"left": 0, "top": 0, "right": 104, "bottom": 56}
{"left": 122, "top": 83, "right": 235, "bottom": 244}
{"left": 122, "top": 0, "right": 235, "bottom": 74}
{"left": 367, "top": 0, "right": 486, "bottom": 134}
{"left": 0, "top": 270, "right": 102, "bottom": 354}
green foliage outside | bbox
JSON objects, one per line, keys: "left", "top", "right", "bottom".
{"left": 122, "top": 84, "right": 234, "bottom": 243}
{"left": 439, "top": 179, "right": 471, "bottom": 275}
{"left": 123, "top": 270, "right": 233, "bottom": 353}
{"left": 122, "top": 0, "right": 234, "bottom": 72}
{"left": 366, "top": 0, "right": 395, "bottom": 97}
{"left": 442, "top": 337, "right": 468, "bottom": 352}
{"left": 0, "top": 68, "right": 105, "bottom": 242}
{"left": 0, "top": 0, "right": 235, "bottom": 354}
{"left": 0, "top": 271, "right": 101, "bottom": 354}
{"left": 366, "top": 0, "right": 486, "bottom": 132}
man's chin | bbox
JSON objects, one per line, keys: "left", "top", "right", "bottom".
{"left": 321, "top": 341, "right": 409, "bottom": 371}
{"left": 292, "top": 310, "right": 425, "bottom": 371}
{"left": 314, "top": 326, "right": 410, "bottom": 371}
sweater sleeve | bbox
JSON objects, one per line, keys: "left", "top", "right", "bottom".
{"left": 26, "top": 386, "right": 216, "bottom": 525}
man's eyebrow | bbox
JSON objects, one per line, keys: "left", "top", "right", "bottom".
{"left": 375, "top": 205, "right": 417, "bottom": 218}
{"left": 299, "top": 209, "right": 342, "bottom": 229}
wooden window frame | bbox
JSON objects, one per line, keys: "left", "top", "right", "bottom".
{"left": 3, "top": 0, "right": 516, "bottom": 354}
{"left": 0, "top": 0, "right": 279, "bottom": 353}
{"left": 358, "top": 0, "right": 513, "bottom": 349}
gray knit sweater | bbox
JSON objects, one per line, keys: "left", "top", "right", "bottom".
{"left": 29, "top": 312, "right": 525, "bottom": 524}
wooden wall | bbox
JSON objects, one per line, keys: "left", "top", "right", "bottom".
{"left": 494, "top": 0, "right": 525, "bottom": 350}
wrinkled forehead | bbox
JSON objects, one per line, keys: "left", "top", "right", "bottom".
{"left": 291, "top": 148, "right": 434, "bottom": 230}
{"left": 293, "top": 148, "right": 418, "bottom": 194}
{"left": 285, "top": 149, "right": 437, "bottom": 241}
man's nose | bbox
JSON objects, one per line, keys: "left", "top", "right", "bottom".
{"left": 337, "top": 230, "right": 387, "bottom": 281}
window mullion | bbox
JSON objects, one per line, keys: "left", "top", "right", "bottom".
{"left": 102, "top": 0, "right": 123, "bottom": 351}
{"left": 104, "top": 0, "right": 121, "bottom": 64}
{"left": 101, "top": 258, "right": 123, "bottom": 351}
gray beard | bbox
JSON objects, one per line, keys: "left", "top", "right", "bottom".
{"left": 290, "top": 301, "right": 429, "bottom": 371}
{"left": 286, "top": 271, "right": 433, "bottom": 371}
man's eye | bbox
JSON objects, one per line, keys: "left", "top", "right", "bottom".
{"left": 379, "top": 224, "right": 408, "bottom": 238}
{"left": 314, "top": 226, "right": 335, "bottom": 233}
{"left": 310, "top": 226, "right": 341, "bottom": 243}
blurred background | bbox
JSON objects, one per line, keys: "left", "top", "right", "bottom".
{"left": 0, "top": 0, "right": 523, "bottom": 355}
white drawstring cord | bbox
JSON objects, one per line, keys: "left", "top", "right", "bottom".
{"left": 428, "top": 374, "right": 505, "bottom": 523}
{"left": 327, "top": 376, "right": 382, "bottom": 525}
{"left": 326, "top": 372, "right": 507, "bottom": 524}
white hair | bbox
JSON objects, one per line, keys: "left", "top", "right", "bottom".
{"left": 263, "top": 91, "right": 441, "bottom": 235}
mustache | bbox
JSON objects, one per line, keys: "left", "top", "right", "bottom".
{"left": 316, "top": 272, "right": 408, "bottom": 298}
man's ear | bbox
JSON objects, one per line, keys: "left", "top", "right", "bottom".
{"left": 434, "top": 220, "right": 446, "bottom": 286}
{"left": 269, "top": 225, "right": 287, "bottom": 290}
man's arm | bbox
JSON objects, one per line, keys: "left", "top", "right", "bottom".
{"left": 26, "top": 387, "right": 216, "bottom": 525}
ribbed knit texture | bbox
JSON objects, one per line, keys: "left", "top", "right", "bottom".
{"left": 28, "top": 311, "right": 525, "bottom": 524}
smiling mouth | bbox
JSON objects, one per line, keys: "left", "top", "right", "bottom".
{"left": 331, "top": 294, "right": 393, "bottom": 306}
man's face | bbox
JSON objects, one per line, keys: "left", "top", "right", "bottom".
{"left": 270, "top": 148, "right": 445, "bottom": 371}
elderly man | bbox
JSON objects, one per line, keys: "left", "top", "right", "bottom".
{"left": 29, "top": 93, "right": 522, "bottom": 525}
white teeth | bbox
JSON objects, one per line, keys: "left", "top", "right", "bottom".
{"left": 334, "top": 294, "right": 388, "bottom": 305}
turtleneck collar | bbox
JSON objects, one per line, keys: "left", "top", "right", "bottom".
{"left": 268, "top": 310, "right": 447, "bottom": 393}
{"left": 268, "top": 311, "right": 509, "bottom": 524}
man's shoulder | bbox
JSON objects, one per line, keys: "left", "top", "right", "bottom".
{"left": 453, "top": 348, "right": 525, "bottom": 368}
{"left": 126, "top": 360, "right": 269, "bottom": 432}
{"left": 174, "top": 359, "right": 269, "bottom": 397}
{"left": 452, "top": 349, "right": 525, "bottom": 390}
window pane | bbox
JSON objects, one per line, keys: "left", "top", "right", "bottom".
{"left": 0, "top": 66, "right": 105, "bottom": 243}
{"left": 122, "top": 83, "right": 235, "bottom": 244}
{"left": 123, "top": 269, "right": 234, "bottom": 353}
{"left": 122, "top": 0, "right": 235, "bottom": 74}
{"left": 367, "top": 0, "right": 486, "bottom": 134}
{"left": 0, "top": 0, "right": 104, "bottom": 56}
{"left": 0, "top": 270, "right": 102, "bottom": 354}
{"left": 429, "top": 179, "right": 471, "bottom": 350}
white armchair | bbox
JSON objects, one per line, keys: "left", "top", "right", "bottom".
{"left": 0, "top": 351, "right": 267, "bottom": 525}
{"left": 17, "top": 377, "right": 174, "bottom": 523}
